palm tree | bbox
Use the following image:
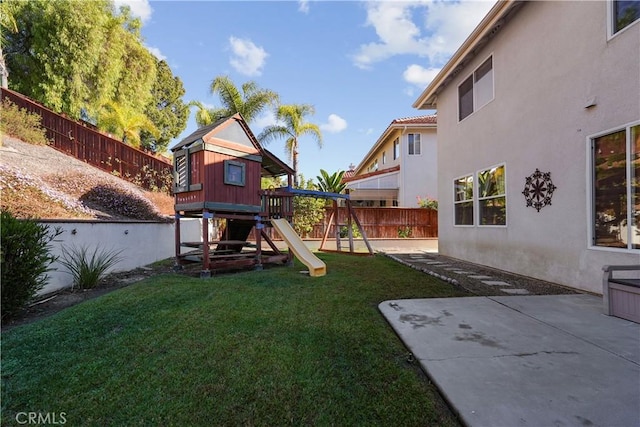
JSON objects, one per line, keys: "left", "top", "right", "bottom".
{"left": 258, "top": 104, "right": 322, "bottom": 186}
{"left": 98, "top": 101, "right": 158, "bottom": 149}
{"left": 316, "top": 169, "right": 346, "bottom": 194}
{"left": 187, "top": 100, "right": 224, "bottom": 128}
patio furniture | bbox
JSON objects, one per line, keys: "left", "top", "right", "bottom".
{"left": 602, "top": 265, "right": 640, "bottom": 323}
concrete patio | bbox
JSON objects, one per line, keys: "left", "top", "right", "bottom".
{"left": 379, "top": 294, "right": 640, "bottom": 427}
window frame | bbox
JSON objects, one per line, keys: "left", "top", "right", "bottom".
{"left": 174, "top": 151, "right": 189, "bottom": 193}
{"left": 224, "top": 159, "right": 246, "bottom": 187}
{"left": 608, "top": 0, "right": 640, "bottom": 38}
{"left": 458, "top": 55, "right": 494, "bottom": 121}
{"left": 477, "top": 163, "right": 507, "bottom": 227}
{"left": 408, "top": 133, "right": 421, "bottom": 155}
{"left": 588, "top": 121, "right": 640, "bottom": 252}
{"left": 393, "top": 138, "right": 400, "bottom": 160}
{"left": 453, "top": 174, "right": 475, "bottom": 227}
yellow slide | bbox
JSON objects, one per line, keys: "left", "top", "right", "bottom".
{"left": 271, "top": 218, "right": 326, "bottom": 277}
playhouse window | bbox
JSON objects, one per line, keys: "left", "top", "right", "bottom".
{"left": 175, "top": 154, "right": 188, "bottom": 191}
{"left": 591, "top": 123, "right": 639, "bottom": 250}
{"left": 224, "top": 160, "right": 246, "bottom": 186}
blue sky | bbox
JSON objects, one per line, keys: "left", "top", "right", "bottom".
{"left": 117, "top": 0, "right": 496, "bottom": 181}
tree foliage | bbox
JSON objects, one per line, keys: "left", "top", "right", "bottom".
{"left": 191, "top": 75, "right": 279, "bottom": 128}
{"left": 141, "top": 60, "right": 188, "bottom": 153}
{"left": 258, "top": 104, "right": 323, "bottom": 186}
{"left": 2, "top": 0, "right": 188, "bottom": 153}
{"left": 292, "top": 175, "right": 326, "bottom": 238}
{"left": 316, "top": 169, "right": 346, "bottom": 194}
{"left": 98, "top": 101, "right": 159, "bottom": 148}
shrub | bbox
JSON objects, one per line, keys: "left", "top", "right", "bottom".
{"left": 80, "top": 184, "right": 168, "bottom": 221}
{"left": 1, "top": 211, "right": 61, "bottom": 321}
{"left": 397, "top": 226, "right": 412, "bottom": 238}
{"left": 58, "top": 245, "right": 124, "bottom": 289}
{"left": 0, "top": 99, "right": 50, "bottom": 145}
{"left": 417, "top": 196, "right": 438, "bottom": 210}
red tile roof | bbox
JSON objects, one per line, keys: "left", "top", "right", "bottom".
{"left": 390, "top": 114, "right": 437, "bottom": 125}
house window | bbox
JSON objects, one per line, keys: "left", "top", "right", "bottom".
{"left": 382, "top": 151, "right": 386, "bottom": 165}
{"left": 612, "top": 0, "right": 640, "bottom": 34}
{"left": 224, "top": 160, "right": 246, "bottom": 186}
{"left": 478, "top": 164, "right": 506, "bottom": 226}
{"left": 393, "top": 138, "right": 400, "bottom": 160}
{"left": 591, "top": 123, "right": 639, "bottom": 250}
{"left": 174, "top": 153, "right": 188, "bottom": 192}
{"left": 454, "top": 175, "right": 474, "bottom": 225}
{"left": 408, "top": 134, "right": 421, "bottom": 155}
{"left": 458, "top": 56, "right": 494, "bottom": 121}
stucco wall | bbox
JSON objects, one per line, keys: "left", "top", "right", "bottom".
{"left": 400, "top": 130, "right": 438, "bottom": 207}
{"left": 38, "top": 219, "right": 201, "bottom": 295}
{"left": 435, "top": 1, "right": 639, "bottom": 293}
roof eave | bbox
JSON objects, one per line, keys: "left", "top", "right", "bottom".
{"left": 412, "top": 0, "right": 523, "bottom": 110}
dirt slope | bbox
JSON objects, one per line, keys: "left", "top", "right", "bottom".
{"left": 0, "top": 136, "right": 174, "bottom": 220}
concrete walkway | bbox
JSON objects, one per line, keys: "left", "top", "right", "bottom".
{"left": 379, "top": 294, "right": 640, "bottom": 427}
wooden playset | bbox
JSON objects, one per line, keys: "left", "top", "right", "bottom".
{"left": 171, "top": 113, "right": 372, "bottom": 277}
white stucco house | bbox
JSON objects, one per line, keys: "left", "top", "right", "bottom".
{"left": 344, "top": 115, "right": 437, "bottom": 208}
{"left": 413, "top": 0, "right": 639, "bottom": 294}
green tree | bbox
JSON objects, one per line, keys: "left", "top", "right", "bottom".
{"left": 191, "top": 75, "right": 279, "bottom": 127}
{"left": 3, "top": 0, "right": 114, "bottom": 117}
{"left": 98, "top": 101, "right": 159, "bottom": 149}
{"left": 316, "top": 169, "right": 346, "bottom": 194}
{"left": 140, "top": 59, "right": 188, "bottom": 153}
{"left": 258, "top": 104, "right": 323, "bottom": 186}
{"left": 292, "top": 175, "right": 326, "bottom": 238}
{"left": 3, "top": 0, "right": 163, "bottom": 126}
{"left": 188, "top": 100, "right": 220, "bottom": 128}
{"left": 0, "top": 0, "right": 18, "bottom": 88}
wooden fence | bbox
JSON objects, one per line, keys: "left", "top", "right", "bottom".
{"left": 1, "top": 88, "right": 173, "bottom": 192}
{"left": 310, "top": 206, "right": 438, "bottom": 239}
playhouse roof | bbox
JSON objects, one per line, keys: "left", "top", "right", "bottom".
{"left": 172, "top": 114, "right": 294, "bottom": 178}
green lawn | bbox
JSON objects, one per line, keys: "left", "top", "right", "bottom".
{"left": 2, "top": 253, "right": 468, "bottom": 426}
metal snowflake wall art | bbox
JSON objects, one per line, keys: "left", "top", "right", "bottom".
{"left": 522, "top": 169, "right": 557, "bottom": 212}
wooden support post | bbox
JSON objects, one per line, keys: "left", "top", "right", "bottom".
{"left": 320, "top": 210, "right": 335, "bottom": 252}
{"left": 201, "top": 210, "right": 211, "bottom": 277}
{"left": 174, "top": 212, "right": 183, "bottom": 269}
{"left": 347, "top": 200, "right": 374, "bottom": 255}
{"left": 333, "top": 199, "right": 342, "bottom": 251}
{"left": 347, "top": 201, "right": 354, "bottom": 253}
{"left": 254, "top": 216, "right": 263, "bottom": 270}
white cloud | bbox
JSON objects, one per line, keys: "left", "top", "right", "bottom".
{"left": 112, "top": 0, "right": 153, "bottom": 23}
{"left": 320, "top": 114, "right": 347, "bottom": 133}
{"left": 146, "top": 46, "right": 167, "bottom": 61}
{"left": 298, "top": 0, "right": 310, "bottom": 14}
{"left": 352, "top": 0, "right": 496, "bottom": 69}
{"left": 403, "top": 64, "right": 441, "bottom": 87}
{"left": 229, "top": 36, "right": 269, "bottom": 77}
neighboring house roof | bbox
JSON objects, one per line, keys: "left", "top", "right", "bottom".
{"left": 353, "top": 114, "right": 437, "bottom": 176}
{"left": 171, "top": 113, "right": 294, "bottom": 178}
{"left": 343, "top": 165, "right": 400, "bottom": 183}
{"left": 413, "top": 0, "right": 525, "bottom": 110}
